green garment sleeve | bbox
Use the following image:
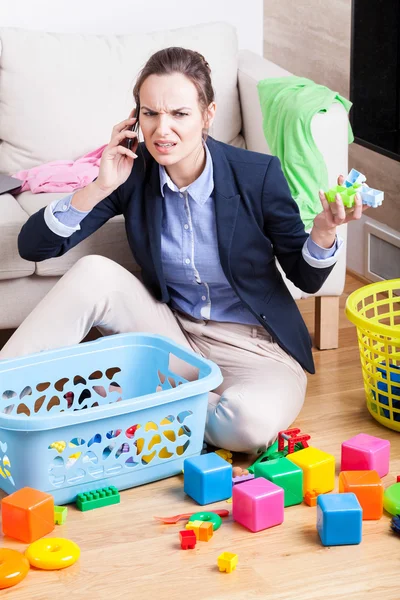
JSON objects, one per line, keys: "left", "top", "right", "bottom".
{"left": 257, "top": 76, "right": 354, "bottom": 230}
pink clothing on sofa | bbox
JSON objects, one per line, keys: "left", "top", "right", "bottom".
{"left": 13, "top": 145, "right": 107, "bottom": 193}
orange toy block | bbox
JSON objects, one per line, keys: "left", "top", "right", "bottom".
{"left": 2, "top": 487, "right": 54, "bottom": 543}
{"left": 199, "top": 521, "right": 213, "bottom": 542}
{"left": 339, "top": 470, "right": 383, "bottom": 520}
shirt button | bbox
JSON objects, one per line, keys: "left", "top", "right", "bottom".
{"left": 179, "top": 193, "right": 183, "bottom": 198}
{"left": 201, "top": 295, "right": 206, "bottom": 301}
{"left": 260, "top": 314, "right": 267, "bottom": 320}
{"left": 185, "top": 258, "right": 191, "bottom": 265}
{"left": 184, "top": 224, "right": 189, "bottom": 230}
{"left": 62, "top": 204, "right": 68, "bottom": 211}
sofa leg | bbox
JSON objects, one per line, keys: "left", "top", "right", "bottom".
{"left": 314, "top": 296, "right": 340, "bottom": 350}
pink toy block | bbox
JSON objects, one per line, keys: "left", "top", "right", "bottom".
{"left": 341, "top": 433, "right": 390, "bottom": 477}
{"left": 232, "top": 477, "right": 284, "bottom": 532}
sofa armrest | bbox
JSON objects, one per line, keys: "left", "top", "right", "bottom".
{"left": 237, "top": 50, "right": 348, "bottom": 298}
{"left": 237, "top": 50, "right": 349, "bottom": 188}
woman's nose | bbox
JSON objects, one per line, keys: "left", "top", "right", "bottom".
{"left": 155, "top": 114, "right": 172, "bottom": 136}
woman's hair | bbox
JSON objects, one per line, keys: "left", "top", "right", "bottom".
{"left": 133, "top": 47, "right": 215, "bottom": 136}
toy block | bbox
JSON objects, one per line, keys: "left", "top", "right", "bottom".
{"left": 339, "top": 470, "right": 383, "bottom": 520}
{"left": 215, "top": 448, "right": 233, "bottom": 464}
{"left": 325, "top": 183, "right": 362, "bottom": 208}
{"left": 304, "top": 489, "right": 321, "bottom": 507}
{"left": 317, "top": 493, "right": 362, "bottom": 546}
{"left": 344, "top": 168, "right": 366, "bottom": 188}
{"left": 397, "top": 476, "right": 400, "bottom": 483}
{"left": 217, "top": 552, "right": 238, "bottom": 573}
{"left": 359, "top": 185, "right": 384, "bottom": 207}
{"left": 341, "top": 433, "right": 390, "bottom": 477}
{"left": 232, "top": 473, "right": 255, "bottom": 485}
{"left": 199, "top": 521, "right": 213, "bottom": 542}
{"left": 76, "top": 486, "right": 120, "bottom": 511}
{"left": 254, "top": 457, "right": 303, "bottom": 507}
{"left": 183, "top": 452, "right": 232, "bottom": 505}
{"left": 286, "top": 446, "right": 335, "bottom": 495}
{"left": 54, "top": 505, "right": 68, "bottom": 525}
{"left": 185, "top": 520, "right": 204, "bottom": 539}
{"left": 383, "top": 482, "right": 400, "bottom": 515}
{"left": 1, "top": 486, "right": 54, "bottom": 543}
{"left": 232, "top": 477, "right": 284, "bottom": 532}
{"left": 179, "top": 530, "right": 196, "bottom": 549}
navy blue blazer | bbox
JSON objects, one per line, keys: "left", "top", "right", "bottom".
{"left": 18, "top": 137, "right": 335, "bottom": 373}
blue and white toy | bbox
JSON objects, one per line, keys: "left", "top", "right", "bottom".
{"left": 344, "top": 169, "right": 384, "bottom": 208}
{"left": 344, "top": 168, "right": 367, "bottom": 188}
{"left": 359, "top": 186, "right": 384, "bottom": 208}
{"left": 184, "top": 452, "right": 232, "bottom": 505}
{"left": 317, "top": 492, "right": 362, "bottom": 546}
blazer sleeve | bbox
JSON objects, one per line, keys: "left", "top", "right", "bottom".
{"left": 18, "top": 187, "right": 122, "bottom": 262}
{"left": 261, "top": 156, "right": 335, "bottom": 294}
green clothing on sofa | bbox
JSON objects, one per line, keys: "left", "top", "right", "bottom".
{"left": 257, "top": 76, "right": 354, "bottom": 230}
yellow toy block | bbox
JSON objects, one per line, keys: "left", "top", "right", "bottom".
{"left": 215, "top": 449, "right": 233, "bottom": 464}
{"left": 185, "top": 520, "right": 203, "bottom": 539}
{"left": 218, "top": 552, "right": 238, "bottom": 573}
{"left": 286, "top": 446, "right": 335, "bottom": 494}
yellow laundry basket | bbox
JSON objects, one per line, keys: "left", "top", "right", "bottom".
{"left": 346, "top": 279, "right": 400, "bottom": 431}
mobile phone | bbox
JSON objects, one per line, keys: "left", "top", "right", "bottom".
{"left": 125, "top": 104, "right": 140, "bottom": 150}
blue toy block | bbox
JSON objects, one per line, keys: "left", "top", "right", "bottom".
{"left": 359, "top": 185, "right": 384, "bottom": 207}
{"left": 344, "top": 168, "right": 366, "bottom": 188}
{"left": 317, "top": 493, "right": 362, "bottom": 546}
{"left": 183, "top": 452, "right": 232, "bottom": 505}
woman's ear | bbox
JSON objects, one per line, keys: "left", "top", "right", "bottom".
{"left": 204, "top": 102, "right": 217, "bottom": 130}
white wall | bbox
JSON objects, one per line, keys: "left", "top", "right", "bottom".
{"left": 0, "top": 0, "right": 263, "bottom": 55}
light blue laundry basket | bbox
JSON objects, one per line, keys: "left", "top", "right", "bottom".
{"left": 0, "top": 333, "right": 222, "bottom": 504}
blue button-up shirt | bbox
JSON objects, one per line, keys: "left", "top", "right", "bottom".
{"left": 45, "top": 145, "right": 343, "bottom": 325}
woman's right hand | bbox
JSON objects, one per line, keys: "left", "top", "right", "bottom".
{"left": 95, "top": 109, "right": 139, "bottom": 194}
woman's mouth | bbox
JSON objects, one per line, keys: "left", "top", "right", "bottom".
{"left": 154, "top": 141, "right": 177, "bottom": 154}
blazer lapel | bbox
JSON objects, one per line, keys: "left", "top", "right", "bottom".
{"left": 145, "top": 163, "right": 168, "bottom": 300}
{"left": 207, "top": 137, "right": 241, "bottom": 283}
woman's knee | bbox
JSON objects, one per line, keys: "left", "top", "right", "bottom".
{"left": 217, "top": 381, "right": 306, "bottom": 454}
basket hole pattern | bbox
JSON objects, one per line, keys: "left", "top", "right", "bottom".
{"left": 1, "top": 367, "right": 123, "bottom": 416}
{"left": 0, "top": 441, "right": 14, "bottom": 486}
{"left": 48, "top": 410, "right": 193, "bottom": 488}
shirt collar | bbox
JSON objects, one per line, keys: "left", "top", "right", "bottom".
{"left": 159, "top": 142, "right": 214, "bottom": 205}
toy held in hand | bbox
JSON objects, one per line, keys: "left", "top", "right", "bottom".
{"left": 325, "top": 169, "right": 384, "bottom": 209}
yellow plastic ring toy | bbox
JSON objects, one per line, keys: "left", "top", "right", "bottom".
{"left": 0, "top": 548, "right": 30, "bottom": 589}
{"left": 25, "top": 537, "right": 80, "bottom": 570}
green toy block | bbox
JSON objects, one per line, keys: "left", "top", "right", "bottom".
{"left": 76, "top": 486, "right": 120, "bottom": 512}
{"left": 325, "top": 183, "right": 362, "bottom": 208}
{"left": 254, "top": 457, "right": 303, "bottom": 507}
{"left": 248, "top": 440, "right": 306, "bottom": 474}
{"left": 54, "top": 505, "right": 68, "bottom": 524}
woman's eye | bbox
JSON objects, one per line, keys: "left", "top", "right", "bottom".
{"left": 176, "top": 112, "right": 188, "bottom": 117}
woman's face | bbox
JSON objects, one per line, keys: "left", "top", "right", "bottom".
{"left": 139, "top": 72, "right": 215, "bottom": 168}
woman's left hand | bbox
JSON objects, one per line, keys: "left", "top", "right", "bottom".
{"left": 310, "top": 174, "right": 369, "bottom": 248}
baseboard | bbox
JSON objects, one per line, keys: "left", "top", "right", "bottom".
{"left": 346, "top": 268, "right": 373, "bottom": 286}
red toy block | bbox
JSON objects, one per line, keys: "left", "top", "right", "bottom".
{"left": 179, "top": 529, "right": 197, "bottom": 550}
{"left": 2, "top": 487, "right": 54, "bottom": 543}
{"left": 396, "top": 476, "right": 400, "bottom": 483}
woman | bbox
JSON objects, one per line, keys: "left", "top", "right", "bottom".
{"left": 0, "top": 47, "right": 364, "bottom": 454}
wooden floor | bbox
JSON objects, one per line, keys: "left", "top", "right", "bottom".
{"left": 2, "top": 273, "right": 399, "bottom": 600}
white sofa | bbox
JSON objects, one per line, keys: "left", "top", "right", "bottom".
{"left": 0, "top": 22, "right": 348, "bottom": 348}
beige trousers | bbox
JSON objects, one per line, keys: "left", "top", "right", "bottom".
{"left": 0, "top": 256, "right": 307, "bottom": 454}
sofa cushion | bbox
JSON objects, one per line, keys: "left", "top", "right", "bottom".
{"left": 0, "top": 194, "right": 34, "bottom": 280}
{"left": 17, "top": 192, "right": 140, "bottom": 277}
{"left": 0, "top": 22, "right": 242, "bottom": 174}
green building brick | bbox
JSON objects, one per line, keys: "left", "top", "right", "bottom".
{"left": 54, "top": 505, "right": 68, "bottom": 524}
{"left": 254, "top": 457, "right": 303, "bottom": 507}
{"left": 76, "top": 486, "right": 120, "bottom": 512}
{"left": 325, "top": 183, "right": 362, "bottom": 208}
